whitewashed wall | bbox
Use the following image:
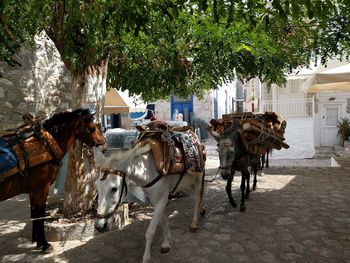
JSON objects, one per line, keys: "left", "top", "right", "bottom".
{"left": 193, "top": 92, "right": 212, "bottom": 121}
{"left": 0, "top": 32, "right": 72, "bottom": 131}
{"left": 313, "top": 92, "right": 350, "bottom": 146}
{"left": 271, "top": 117, "right": 315, "bottom": 159}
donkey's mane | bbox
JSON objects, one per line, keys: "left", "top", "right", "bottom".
{"left": 43, "top": 109, "right": 91, "bottom": 134}
{"left": 222, "top": 126, "right": 246, "bottom": 156}
{"left": 223, "top": 126, "right": 239, "bottom": 138}
{"left": 106, "top": 144, "right": 151, "bottom": 166}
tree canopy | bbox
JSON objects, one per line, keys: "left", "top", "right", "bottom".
{"left": 1, "top": 0, "right": 350, "bottom": 101}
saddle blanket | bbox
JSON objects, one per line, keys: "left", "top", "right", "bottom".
{"left": 0, "top": 137, "right": 17, "bottom": 174}
{"left": 172, "top": 131, "right": 204, "bottom": 173}
{"left": 139, "top": 129, "right": 205, "bottom": 176}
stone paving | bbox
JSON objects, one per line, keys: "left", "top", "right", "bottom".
{"left": 1, "top": 152, "right": 350, "bottom": 263}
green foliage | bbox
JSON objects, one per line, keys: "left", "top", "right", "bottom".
{"left": 1, "top": 1, "right": 350, "bottom": 101}
{"left": 337, "top": 117, "right": 350, "bottom": 136}
{"left": 337, "top": 117, "right": 350, "bottom": 146}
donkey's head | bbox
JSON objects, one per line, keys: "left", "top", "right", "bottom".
{"left": 93, "top": 144, "right": 151, "bottom": 232}
{"left": 217, "top": 127, "right": 239, "bottom": 180}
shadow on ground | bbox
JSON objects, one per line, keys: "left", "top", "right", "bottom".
{"left": 1, "top": 165, "right": 350, "bottom": 263}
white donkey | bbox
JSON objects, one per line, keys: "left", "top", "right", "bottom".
{"left": 93, "top": 144, "right": 205, "bottom": 263}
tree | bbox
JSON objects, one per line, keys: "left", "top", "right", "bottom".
{"left": 1, "top": 0, "right": 350, "bottom": 215}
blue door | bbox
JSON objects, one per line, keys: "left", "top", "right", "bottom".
{"left": 170, "top": 96, "right": 194, "bottom": 123}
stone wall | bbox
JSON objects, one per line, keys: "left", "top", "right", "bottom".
{"left": 0, "top": 32, "right": 72, "bottom": 132}
{"left": 154, "top": 99, "right": 171, "bottom": 121}
{"left": 154, "top": 93, "right": 213, "bottom": 123}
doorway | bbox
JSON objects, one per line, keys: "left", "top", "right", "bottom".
{"left": 321, "top": 104, "right": 342, "bottom": 146}
{"left": 170, "top": 96, "right": 193, "bottom": 123}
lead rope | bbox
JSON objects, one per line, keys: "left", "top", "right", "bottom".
{"left": 204, "top": 167, "right": 220, "bottom": 183}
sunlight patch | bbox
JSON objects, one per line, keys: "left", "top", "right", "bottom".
{"left": 1, "top": 254, "right": 26, "bottom": 262}
{"left": 258, "top": 174, "right": 297, "bottom": 191}
{"left": 0, "top": 221, "right": 25, "bottom": 234}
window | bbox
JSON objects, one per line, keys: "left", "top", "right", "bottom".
{"left": 326, "top": 108, "right": 338, "bottom": 127}
{"left": 290, "top": 79, "right": 304, "bottom": 94}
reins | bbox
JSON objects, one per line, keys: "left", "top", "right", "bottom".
{"left": 95, "top": 168, "right": 128, "bottom": 220}
{"left": 204, "top": 167, "right": 220, "bottom": 183}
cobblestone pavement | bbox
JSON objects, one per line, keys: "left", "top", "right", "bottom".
{"left": 1, "top": 153, "right": 350, "bottom": 263}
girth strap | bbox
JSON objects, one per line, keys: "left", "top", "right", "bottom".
{"left": 143, "top": 171, "right": 186, "bottom": 195}
{"left": 143, "top": 173, "right": 164, "bottom": 188}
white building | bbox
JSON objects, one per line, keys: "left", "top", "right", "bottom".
{"left": 154, "top": 80, "right": 242, "bottom": 140}
{"left": 260, "top": 60, "right": 350, "bottom": 159}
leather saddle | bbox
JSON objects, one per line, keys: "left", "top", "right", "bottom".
{"left": 136, "top": 128, "right": 206, "bottom": 176}
{"left": 0, "top": 114, "right": 62, "bottom": 181}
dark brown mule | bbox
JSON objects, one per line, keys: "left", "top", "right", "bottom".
{"left": 0, "top": 109, "right": 105, "bottom": 251}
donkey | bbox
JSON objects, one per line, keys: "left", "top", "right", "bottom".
{"left": 93, "top": 142, "right": 205, "bottom": 263}
{"left": 208, "top": 125, "right": 261, "bottom": 211}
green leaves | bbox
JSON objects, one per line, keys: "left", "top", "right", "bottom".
{"left": 2, "top": 1, "right": 350, "bottom": 101}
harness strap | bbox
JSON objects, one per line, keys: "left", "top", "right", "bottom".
{"left": 143, "top": 173, "right": 164, "bottom": 188}
{"left": 170, "top": 172, "right": 186, "bottom": 194}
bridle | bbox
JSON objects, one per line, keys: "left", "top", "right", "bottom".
{"left": 76, "top": 120, "right": 103, "bottom": 147}
{"left": 95, "top": 168, "right": 128, "bottom": 220}
{"left": 217, "top": 141, "right": 235, "bottom": 171}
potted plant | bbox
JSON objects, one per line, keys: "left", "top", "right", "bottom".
{"left": 337, "top": 117, "right": 350, "bottom": 146}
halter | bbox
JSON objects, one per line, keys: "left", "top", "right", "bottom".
{"left": 77, "top": 122, "right": 99, "bottom": 147}
{"left": 217, "top": 141, "right": 236, "bottom": 171}
{"left": 95, "top": 168, "right": 128, "bottom": 220}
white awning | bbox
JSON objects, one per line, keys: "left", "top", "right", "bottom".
{"left": 302, "top": 61, "right": 350, "bottom": 93}
{"left": 103, "top": 89, "right": 130, "bottom": 114}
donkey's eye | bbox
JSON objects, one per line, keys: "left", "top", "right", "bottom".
{"left": 88, "top": 126, "right": 96, "bottom": 133}
{"left": 111, "top": 187, "right": 118, "bottom": 193}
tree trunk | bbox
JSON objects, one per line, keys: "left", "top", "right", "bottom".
{"left": 341, "top": 128, "right": 346, "bottom": 147}
{"left": 63, "top": 63, "right": 107, "bottom": 216}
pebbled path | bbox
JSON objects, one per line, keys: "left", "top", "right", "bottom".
{"left": 1, "top": 155, "right": 350, "bottom": 263}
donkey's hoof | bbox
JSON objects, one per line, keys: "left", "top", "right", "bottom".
{"left": 245, "top": 193, "right": 250, "bottom": 199}
{"left": 160, "top": 246, "right": 171, "bottom": 254}
{"left": 230, "top": 201, "right": 237, "bottom": 207}
{"left": 189, "top": 226, "right": 198, "bottom": 233}
{"left": 200, "top": 209, "right": 206, "bottom": 216}
{"left": 240, "top": 205, "right": 246, "bottom": 212}
{"left": 42, "top": 243, "right": 53, "bottom": 253}
{"left": 252, "top": 185, "right": 257, "bottom": 191}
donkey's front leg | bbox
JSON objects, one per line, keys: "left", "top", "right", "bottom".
{"left": 160, "top": 214, "right": 171, "bottom": 253}
{"left": 143, "top": 193, "right": 168, "bottom": 263}
{"left": 245, "top": 170, "right": 251, "bottom": 199}
{"left": 226, "top": 171, "right": 237, "bottom": 207}
{"left": 240, "top": 169, "right": 249, "bottom": 212}
{"left": 29, "top": 190, "right": 51, "bottom": 252}
{"left": 252, "top": 165, "right": 258, "bottom": 191}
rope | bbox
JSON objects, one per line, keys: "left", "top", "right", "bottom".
{"left": 204, "top": 167, "right": 220, "bottom": 183}
{"left": 161, "top": 131, "right": 176, "bottom": 162}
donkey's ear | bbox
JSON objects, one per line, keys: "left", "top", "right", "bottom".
{"left": 207, "top": 125, "right": 221, "bottom": 142}
{"left": 209, "top": 119, "right": 219, "bottom": 129}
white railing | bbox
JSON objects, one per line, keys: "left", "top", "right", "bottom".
{"left": 260, "top": 98, "right": 314, "bottom": 118}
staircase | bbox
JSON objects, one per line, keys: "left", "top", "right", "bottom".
{"left": 314, "top": 140, "right": 350, "bottom": 158}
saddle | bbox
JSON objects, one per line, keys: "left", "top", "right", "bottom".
{"left": 136, "top": 125, "right": 206, "bottom": 176}
{"left": 0, "top": 114, "right": 62, "bottom": 182}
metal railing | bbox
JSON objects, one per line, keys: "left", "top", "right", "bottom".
{"left": 260, "top": 98, "right": 314, "bottom": 118}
